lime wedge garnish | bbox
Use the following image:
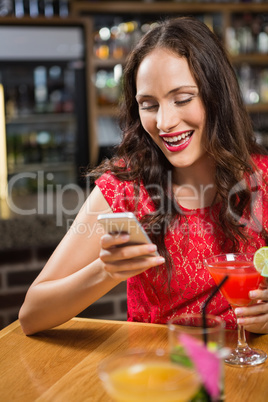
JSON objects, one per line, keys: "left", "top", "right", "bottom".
{"left": 253, "top": 247, "right": 268, "bottom": 277}
{"left": 262, "top": 262, "right": 268, "bottom": 277}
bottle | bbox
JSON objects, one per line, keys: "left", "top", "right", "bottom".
{"left": 34, "top": 66, "right": 48, "bottom": 113}
{"left": 14, "top": 0, "right": 24, "bottom": 17}
{"left": 29, "top": 0, "right": 38, "bottom": 17}
{"left": 260, "top": 69, "right": 268, "bottom": 103}
{"left": 0, "top": 0, "right": 13, "bottom": 16}
{"left": 59, "top": 0, "right": 68, "bottom": 17}
{"left": 44, "top": 0, "right": 53, "bottom": 17}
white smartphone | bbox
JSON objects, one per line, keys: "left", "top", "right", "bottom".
{"left": 97, "top": 212, "right": 159, "bottom": 256}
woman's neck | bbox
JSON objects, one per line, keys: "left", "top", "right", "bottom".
{"left": 172, "top": 155, "right": 217, "bottom": 210}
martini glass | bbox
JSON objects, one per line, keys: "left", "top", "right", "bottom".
{"left": 204, "top": 253, "right": 267, "bottom": 367}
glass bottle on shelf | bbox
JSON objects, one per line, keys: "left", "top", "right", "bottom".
{"left": 229, "top": 12, "right": 268, "bottom": 55}
{"left": 94, "top": 28, "right": 110, "bottom": 60}
{"left": 95, "top": 67, "right": 122, "bottom": 107}
{"left": 0, "top": 0, "right": 13, "bottom": 16}
{"left": 260, "top": 69, "right": 268, "bottom": 103}
{"left": 238, "top": 63, "right": 260, "bottom": 105}
{"left": 34, "top": 66, "right": 48, "bottom": 113}
{"left": 29, "top": 0, "right": 38, "bottom": 17}
{"left": 44, "top": 0, "right": 53, "bottom": 17}
{"left": 94, "top": 19, "right": 144, "bottom": 61}
{"left": 47, "top": 65, "right": 63, "bottom": 113}
{"left": 59, "top": 0, "right": 69, "bottom": 17}
{"left": 14, "top": 0, "right": 24, "bottom": 17}
{"left": 5, "top": 88, "right": 18, "bottom": 120}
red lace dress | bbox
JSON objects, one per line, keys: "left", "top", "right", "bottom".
{"left": 95, "top": 154, "right": 268, "bottom": 329}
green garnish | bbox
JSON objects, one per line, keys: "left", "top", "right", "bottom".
{"left": 170, "top": 345, "right": 194, "bottom": 368}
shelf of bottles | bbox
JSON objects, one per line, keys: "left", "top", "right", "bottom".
{"left": 94, "top": 19, "right": 147, "bottom": 113}
{"left": 225, "top": 11, "right": 268, "bottom": 148}
{"left": 3, "top": 61, "right": 77, "bottom": 193}
{"left": 0, "top": 0, "right": 70, "bottom": 18}
{"left": 226, "top": 12, "right": 268, "bottom": 105}
{"left": 93, "top": 13, "right": 222, "bottom": 108}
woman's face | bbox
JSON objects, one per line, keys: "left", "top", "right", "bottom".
{"left": 136, "top": 48, "right": 207, "bottom": 170}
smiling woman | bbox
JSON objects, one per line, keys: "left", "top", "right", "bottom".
{"left": 19, "top": 17, "right": 268, "bottom": 337}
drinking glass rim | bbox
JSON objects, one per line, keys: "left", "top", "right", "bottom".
{"left": 98, "top": 348, "right": 198, "bottom": 392}
{"left": 168, "top": 313, "right": 225, "bottom": 334}
{"left": 204, "top": 252, "right": 255, "bottom": 267}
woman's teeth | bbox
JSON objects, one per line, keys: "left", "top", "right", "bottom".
{"left": 163, "top": 130, "right": 193, "bottom": 144}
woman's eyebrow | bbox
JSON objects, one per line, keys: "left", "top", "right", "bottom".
{"left": 135, "top": 94, "right": 154, "bottom": 100}
{"left": 136, "top": 85, "right": 198, "bottom": 100}
{"left": 167, "top": 85, "right": 198, "bottom": 96}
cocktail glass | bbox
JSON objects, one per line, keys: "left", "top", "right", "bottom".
{"left": 98, "top": 348, "right": 201, "bottom": 402}
{"left": 168, "top": 314, "right": 225, "bottom": 401}
{"left": 204, "top": 252, "right": 267, "bottom": 366}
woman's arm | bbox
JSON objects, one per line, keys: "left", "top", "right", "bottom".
{"left": 19, "top": 186, "right": 163, "bottom": 335}
{"left": 18, "top": 186, "right": 117, "bottom": 335}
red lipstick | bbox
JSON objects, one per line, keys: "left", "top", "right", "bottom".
{"left": 160, "top": 130, "right": 194, "bottom": 152}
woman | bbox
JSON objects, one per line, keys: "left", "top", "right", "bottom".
{"left": 19, "top": 17, "right": 268, "bottom": 335}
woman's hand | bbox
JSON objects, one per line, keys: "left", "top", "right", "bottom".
{"left": 99, "top": 233, "right": 165, "bottom": 281}
{"left": 235, "top": 280, "right": 268, "bottom": 334}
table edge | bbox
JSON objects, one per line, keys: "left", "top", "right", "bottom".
{"left": 0, "top": 317, "right": 168, "bottom": 338}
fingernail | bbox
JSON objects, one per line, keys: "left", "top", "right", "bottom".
{"left": 235, "top": 308, "right": 243, "bottom": 316}
{"left": 120, "top": 234, "right": 130, "bottom": 240}
{"left": 249, "top": 291, "right": 257, "bottom": 298}
{"left": 148, "top": 244, "right": 157, "bottom": 252}
{"left": 156, "top": 257, "right": 165, "bottom": 264}
{"left": 237, "top": 318, "right": 244, "bottom": 325}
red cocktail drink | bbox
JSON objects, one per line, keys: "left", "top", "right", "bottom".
{"left": 204, "top": 253, "right": 267, "bottom": 367}
{"left": 208, "top": 260, "right": 262, "bottom": 307}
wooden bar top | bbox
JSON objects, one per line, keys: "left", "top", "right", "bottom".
{"left": 0, "top": 317, "right": 268, "bottom": 401}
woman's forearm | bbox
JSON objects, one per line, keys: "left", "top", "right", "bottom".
{"left": 19, "top": 258, "right": 121, "bottom": 335}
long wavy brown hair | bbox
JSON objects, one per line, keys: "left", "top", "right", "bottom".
{"left": 90, "top": 17, "right": 267, "bottom": 277}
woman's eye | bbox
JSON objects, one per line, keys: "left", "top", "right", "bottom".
{"left": 139, "top": 101, "right": 158, "bottom": 110}
{"left": 175, "top": 96, "right": 194, "bottom": 106}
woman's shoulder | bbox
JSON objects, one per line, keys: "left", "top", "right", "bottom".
{"left": 95, "top": 170, "right": 121, "bottom": 187}
{"left": 95, "top": 170, "right": 154, "bottom": 215}
{"left": 95, "top": 170, "right": 141, "bottom": 192}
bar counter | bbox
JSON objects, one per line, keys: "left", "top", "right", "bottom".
{"left": 0, "top": 317, "right": 268, "bottom": 401}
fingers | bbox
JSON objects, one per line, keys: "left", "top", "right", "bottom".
{"left": 100, "top": 233, "right": 131, "bottom": 249}
{"left": 235, "top": 311, "right": 268, "bottom": 334}
{"left": 100, "top": 233, "right": 159, "bottom": 262}
{"left": 103, "top": 252, "right": 165, "bottom": 274}
{"left": 238, "top": 317, "right": 268, "bottom": 334}
{"left": 235, "top": 287, "right": 268, "bottom": 318}
{"left": 104, "top": 255, "right": 165, "bottom": 280}
{"left": 101, "top": 243, "right": 159, "bottom": 262}
{"left": 234, "top": 301, "right": 268, "bottom": 334}
{"left": 249, "top": 288, "right": 268, "bottom": 302}
{"left": 235, "top": 302, "right": 268, "bottom": 318}
{"left": 99, "top": 233, "right": 165, "bottom": 280}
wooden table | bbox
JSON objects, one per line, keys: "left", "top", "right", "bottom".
{"left": 0, "top": 318, "right": 268, "bottom": 401}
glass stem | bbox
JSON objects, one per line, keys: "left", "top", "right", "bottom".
{"left": 237, "top": 324, "right": 250, "bottom": 351}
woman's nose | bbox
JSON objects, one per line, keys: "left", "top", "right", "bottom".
{"left": 156, "top": 104, "right": 180, "bottom": 133}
